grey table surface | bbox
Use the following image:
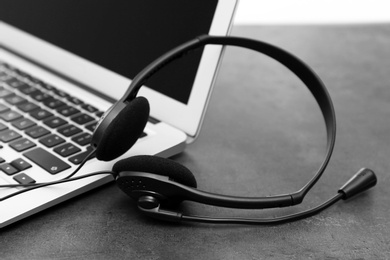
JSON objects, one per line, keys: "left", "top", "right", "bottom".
{"left": 1, "top": 24, "right": 390, "bottom": 259}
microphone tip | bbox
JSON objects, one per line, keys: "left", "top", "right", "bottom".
{"left": 338, "top": 168, "right": 377, "bottom": 200}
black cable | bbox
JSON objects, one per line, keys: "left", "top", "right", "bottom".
{"left": 63, "top": 148, "right": 97, "bottom": 179}
{"left": 0, "top": 147, "right": 96, "bottom": 188}
{"left": 0, "top": 170, "right": 114, "bottom": 201}
{"left": 0, "top": 147, "right": 113, "bottom": 202}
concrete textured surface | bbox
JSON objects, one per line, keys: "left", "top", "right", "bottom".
{"left": 1, "top": 24, "right": 390, "bottom": 259}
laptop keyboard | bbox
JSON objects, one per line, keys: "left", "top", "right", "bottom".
{"left": 0, "top": 61, "right": 144, "bottom": 189}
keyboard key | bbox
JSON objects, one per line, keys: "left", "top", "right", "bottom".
{"left": 5, "top": 78, "right": 27, "bottom": 88}
{"left": 57, "top": 106, "right": 80, "bottom": 117}
{"left": 69, "top": 146, "right": 95, "bottom": 165}
{"left": 0, "top": 88, "right": 13, "bottom": 98}
{"left": 71, "top": 132, "right": 92, "bottom": 146}
{"left": 17, "top": 102, "right": 39, "bottom": 112}
{"left": 29, "top": 77, "right": 44, "bottom": 86}
{"left": 43, "top": 97, "right": 66, "bottom": 109}
{"left": 39, "top": 82, "right": 55, "bottom": 91}
{"left": 12, "top": 118, "right": 36, "bottom": 130}
{"left": 0, "top": 129, "right": 22, "bottom": 142}
{"left": 39, "top": 134, "right": 65, "bottom": 147}
{"left": 57, "top": 124, "right": 82, "bottom": 137}
{"left": 18, "top": 84, "right": 37, "bottom": 95}
{"left": 30, "top": 90, "right": 51, "bottom": 102}
{"left": 0, "top": 110, "right": 23, "bottom": 122}
{"left": 54, "top": 143, "right": 81, "bottom": 157}
{"left": 13, "top": 173, "right": 36, "bottom": 185}
{"left": 0, "top": 72, "right": 11, "bottom": 81}
{"left": 81, "top": 104, "right": 98, "bottom": 113}
{"left": 95, "top": 111, "right": 104, "bottom": 117}
{"left": 25, "top": 125, "right": 50, "bottom": 138}
{"left": 11, "top": 158, "right": 32, "bottom": 171}
{"left": 85, "top": 122, "right": 97, "bottom": 132}
{"left": 0, "top": 122, "right": 7, "bottom": 131}
{"left": 43, "top": 116, "right": 67, "bottom": 128}
{"left": 0, "top": 103, "right": 10, "bottom": 113}
{"left": 10, "top": 138, "right": 36, "bottom": 152}
{"left": 67, "top": 96, "right": 83, "bottom": 105}
{"left": 23, "top": 147, "right": 71, "bottom": 174}
{"left": 0, "top": 163, "right": 19, "bottom": 175}
{"left": 14, "top": 68, "right": 27, "bottom": 76}
{"left": 52, "top": 89, "right": 69, "bottom": 98}
{"left": 5, "top": 94, "right": 27, "bottom": 105}
{"left": 71, "top": 113, "right": 94, "bottom": 125}
{"left": 30, "top": 108, "right": 53, "bottom": 120}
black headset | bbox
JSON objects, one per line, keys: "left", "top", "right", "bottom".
{"left": 89, "top": 35, "right": 377, "bottom": 225}
{"left": 1, "top": 35, "right": 375, "bottom": 224}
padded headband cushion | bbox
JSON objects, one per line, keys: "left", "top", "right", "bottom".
{"left": 112, "top": 155, "right": 197, "bottom": 188}
{"left": 95, "top": 97, "right": 150, "bottom": 161}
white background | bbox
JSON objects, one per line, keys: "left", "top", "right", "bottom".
{"left": 235, "top": 0, "right": 390, "bottom": 24}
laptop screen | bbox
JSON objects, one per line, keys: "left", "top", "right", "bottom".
{"left": 0, "top": 0, "right": 218, "bottom": 104}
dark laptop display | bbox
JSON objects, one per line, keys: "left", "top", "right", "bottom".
{"left": 0, "top": 0, "right": 237, "bottom": 228}
{"left": 0, "top": 0, "right": 218, "bottom": 104}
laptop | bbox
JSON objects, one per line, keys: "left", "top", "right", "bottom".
{"left": 0, "top": 0, "right": 238, "bottom": 228}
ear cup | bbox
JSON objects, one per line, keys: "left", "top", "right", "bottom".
{"left": 95, "top": 97, "right": 150, "bottom": 161}
{"left": 112, "top": 155, "right": 197, "bottom": 188}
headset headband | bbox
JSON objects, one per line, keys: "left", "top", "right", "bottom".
{"left": 121, "top": 35, "right": 336, "bottom": 206}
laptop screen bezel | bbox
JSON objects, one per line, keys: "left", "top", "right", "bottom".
{"left": 0, "top": 0, "right": 237, "bottom": 139}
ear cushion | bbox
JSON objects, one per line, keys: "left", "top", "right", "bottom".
{"left": 112, "top": 155, "right": 197, "bottom": 188}
{"left": 95, "top": 97, "right": 150, "bottom": 161}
